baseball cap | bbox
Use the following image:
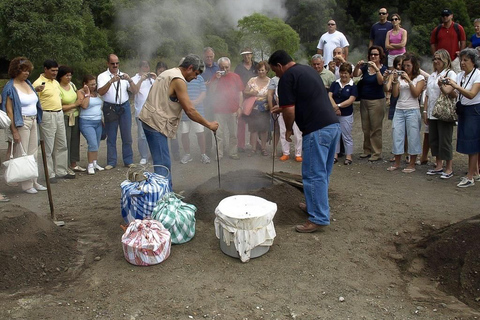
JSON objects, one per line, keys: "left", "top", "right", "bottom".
{"left": 441, "top": 9, "right": 452, "bottom": 16}
{"left": 240, "top": 47, "right": 253, "bottom": 55}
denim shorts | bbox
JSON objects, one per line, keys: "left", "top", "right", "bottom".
{"left": 79, "top": 118, "right": 102, "bottom": 152}
{"left": 392, "top": 108, "right": 422, "bottom": 155}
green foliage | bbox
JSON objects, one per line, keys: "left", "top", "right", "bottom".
{"left": 237, "top": 13, "right": 300, "bottom": 60}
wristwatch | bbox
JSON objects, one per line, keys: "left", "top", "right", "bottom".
{"left": 84, "top": 94, "right": 90, "bottom": 97}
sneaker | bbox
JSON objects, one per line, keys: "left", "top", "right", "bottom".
{"left": 105, "top": 165, "right": 114, "bottom": 170}
{"left": 71, "top": 165, "right": 86, "bottom": 172}
{"left": 180, "top": 154, "right": 193, "bottom": 164}
{"left": 25, "top": 187, "right": 38, "bottom": 194}
{"left": 474, "top": 175, "right": 480, "bottom": 182}
{"left": 279, "top": 155, "right": 289, "bottom": 161}
{"left": 457, "top": 177, "right": 475, "bottom": 188}
{"left": 201, "top": 154, "right": 211, "bottom": 164}
{"left": 88, "top": 166, "right": 95, "bottom": 175}
{"left": 440, "top": 172, "right": 454, "bottom": 179}
{"left": 426, "top": 168, "right": 444, "bottom": 175}
{"left": 66, "top": 167, "right": 76, "bottom": 176}
{"left": 139, "top": 158, "right": 147, "bottom": 165}
{"left": 60, "top": 173, "right": 76, "bottom": 179}
{"left": 33, "top": 183, "right": 47, "bottom": 191}
{"left": 94, "top": 163, "right": 105, "bottom": 171}
{"left": 295, "top": 156, "right": 303, "bottom": 162}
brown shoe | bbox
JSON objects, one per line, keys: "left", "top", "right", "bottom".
{"left": 298, "top": 202, "right": 307, "bottom": 213}
{"left": 295, "top": 220, "right": 325, "bottom": 233}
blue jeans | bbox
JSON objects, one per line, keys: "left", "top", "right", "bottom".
{"left": 79, "top": 118, "right": 102, "bottom": 152}
{"left": 143, "top": 123, "right": 173, "bottom": 190}
{"left": 136, "top": 117, "right": 149, "bottom": 160}
{"left": 302, "top": 123, "right": 340, "bottom": 225}
{"left": 104, "top": 101, "right": 133, "bottom": 166}
{"left": 392, "top": 108, "right": 421, "bottom": 155}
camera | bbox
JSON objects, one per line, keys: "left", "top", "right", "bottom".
{"left": 441, "top": 78, "right": 450, "bottom": 84}
{"left": 217, "top": 71, "right": 226, "bottom": 76}
{"left": 397, "top": 71, "right": 405, "bottom": 75}
{"left": 120, "top": 74, "right": 127, "bottom": 80}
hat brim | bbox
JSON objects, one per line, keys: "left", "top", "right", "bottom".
{"left": 240, "top": 51, "right": 253, "bottom": 55}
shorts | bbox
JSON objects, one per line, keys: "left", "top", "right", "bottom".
{"left": 388, "top": 54, "right": 403, "bottom": 68}
{"left": 179, "top": 120, "right": 204, "bottom": 134}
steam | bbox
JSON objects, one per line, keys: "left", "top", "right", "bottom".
{"left": 115, "top": 0, "right": 287, "bottom": 59}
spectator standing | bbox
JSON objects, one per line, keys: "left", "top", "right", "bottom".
{"left": 469, "top": 19, "right": 480, "bottom": 49}
{"left": 179, "top": 74, "right": 210, "bottom": 164}
{"left": 33, "top": 60, "right": 75, "bottom": 181}
{"left": 235, "top": 47, "right": 258, "bottom": 153}
{"left": 97, "top": 54, "right": 138, "bottom": 170}
{"left": 78, "top": 75, "right": 105, "bottom": 175}
{"left": 2, "top": 57, "right": 46, "bottom": 193}
{"left": 385, "top": 14, "right": 407, "bottom": 68}
{"left": 317, "top": 20, "right": 349, "bottom": 66}
{"left": 131, "top": 60, "right": 156, "bottom": 165}
{"left": 430, "top": 9, "right": 466, "bottom": 72}
{"left": 210, "top": 57, "right": 244, "bottom": 160}
{"left": 311, "top": 54, "right": 335, "bottom": 89}
{"left": 369, "top": 7, "right": 392, "bottom": 61}
{"left": 57, "top": 65, "right": 84, "bottom": 173}
{"left": 202, "top": 47, "right": 220, "bottom": 157}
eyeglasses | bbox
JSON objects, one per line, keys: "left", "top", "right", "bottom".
{"left": 392, "top": 18, "right": 400, "bottom": 21}
{"left": 327, "top": 23, "right": 336, "bottom": 26}
{"left": 379, "top": 12, "right": 387, "bottom": 15}
{"left": 370, "top": 53, "right": 380, "bottom": 56}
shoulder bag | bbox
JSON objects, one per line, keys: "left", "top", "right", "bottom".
{"left": 432, "top": 70, "right": 457, "bottom": 122}
{"left": 2, "top": 142, "right": 39, "bottom": 183}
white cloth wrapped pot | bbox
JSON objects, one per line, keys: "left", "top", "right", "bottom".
{"left": 121, "top": 219, "right": 171, "bottom": 266}
{"left": 214, "top": 195, "right": 277, "bottom": 262}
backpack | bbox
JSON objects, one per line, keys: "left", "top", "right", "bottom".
{"left": 434, "top": 23, "right": 461, "bottom": 42}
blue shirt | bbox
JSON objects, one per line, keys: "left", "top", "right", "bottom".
{"left": 359, "top": 65, "right": 387, "bottom": 100}
{"left": 80, "top": 96, "right": 103, "bottom": 121}
{"left": 470, "top": 34, "right": 480, "bottom": 49}
{"left": 329, "top": 79, "right": 358, "bottom": 116}
{"left": 182, "top": 75, "right": 206, "bottom": 120}
{"left": 1, "top": 79, "right": 42, "bottom": 127}
{"left": 202, "top": 62, "right": 220, "bottom": 83}
{"left": 370, "top": 21, "right": 393, "bottom": 53}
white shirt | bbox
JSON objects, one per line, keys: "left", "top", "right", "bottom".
{"left": 426, "top": 69, "right": 456, "bottom": 119}
{"left": 316, "top": 31, "right": 350, "bottom": 65}
{"left": 97, "top": 69, "right": 131, "bottom": 104}
{"left": 131, "top": 73, "right": 154, "bottom": 117}
{"left": 456, "top": 68, "right": 480, "bottom": 105}
{"left": 396, "top": 74, "right": 425, "bottom": 110}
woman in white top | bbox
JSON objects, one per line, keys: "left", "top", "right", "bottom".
{"left": 388, "top": 53, "right": 425, "bottom": 173}
{"left": 444, "top": 48, "right": 480, "bottom": 187}
{"left": 1, "top": 57, "right": 46, "bottom": 194}
{"left": 423, "top": 49, "right": 457, "bottom": 179}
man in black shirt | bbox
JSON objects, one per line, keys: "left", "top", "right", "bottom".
{"left": 268, "top": 50, "right": 340, "bottom": 233}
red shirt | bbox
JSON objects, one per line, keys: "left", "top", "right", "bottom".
{"left": 210, "top": 72, "right": 244, "bottom": 114}
{"left": 430, "top": 22, "right": 466, "bottom": 60}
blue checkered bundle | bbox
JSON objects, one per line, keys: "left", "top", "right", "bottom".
{"left": 151, "top": 193, "right": 196, "bottom": 244}
{"left": 121, "top": 172, "right": 170, "bottom": 223}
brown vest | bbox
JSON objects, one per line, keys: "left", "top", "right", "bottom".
{"left": 139, "top": 68, "right": 185, "bottom": 138}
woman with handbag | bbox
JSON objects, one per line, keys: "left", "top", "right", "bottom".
{"left": 1, "top": 57, "right": 46, "bottom": 194}
{"left": 243, "top": 61, "right": 271, "bottom": 157}
{"left": 423, "top": 49, "right": 457, "bottom": 179}
{"left": 443, "top": 48, "right": 480, "bottom": 188}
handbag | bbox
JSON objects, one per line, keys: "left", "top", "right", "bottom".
{"left": 0, "top": 109, "right": 11, "bottom": 129}
{"left": 242, "top": 96, "right": 257, "bottom": 116}
{"left": 2, "top": 142, "right": 39, "bottom": 183}
{"left": 432, "top": 93, "right": 457, "bottom": 122}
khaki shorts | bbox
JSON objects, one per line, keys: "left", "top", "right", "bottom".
{"left": 179, "top": 120, "right": 204, "bottom": 134}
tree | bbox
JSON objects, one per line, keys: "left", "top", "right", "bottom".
{"left": 237, "top": 13, "right": 300, "bottom": 60}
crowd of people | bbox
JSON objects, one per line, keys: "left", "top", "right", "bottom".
{"left": 1, "top": 7, "right": 480, "bottom": 205}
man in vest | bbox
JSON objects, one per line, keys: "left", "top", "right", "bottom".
{"left": 430, "top": 9, "right": 466, "bottom": 72}
{"left": 139, "top": 54, "right": 219, "bottom": 189}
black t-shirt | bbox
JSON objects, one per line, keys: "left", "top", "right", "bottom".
{"left": 278, "top": 64, "right": 339, "bottom": 135}
{"left": 234, "top": 61, "right": 258, "bottom": 86}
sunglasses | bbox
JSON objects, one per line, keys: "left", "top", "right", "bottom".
{"left": 392, "top": 18, "right": 400, "bottom": 21}
{"left": 327, "top": 23, "right": 336, "bottom": 26}
{"left": 379, "top": 12, "right": 387, "bottom": 15}
{"left": 370, "top": 53, "right": 380, "bottom": 56}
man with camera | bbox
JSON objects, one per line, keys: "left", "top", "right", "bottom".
{"left": 131, "top": 60, "right": 156, "bottom": 165}
{"left": 97, "top": 54, "right": 139, "bottom": 169}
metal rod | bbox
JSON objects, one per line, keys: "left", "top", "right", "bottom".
{"left": 213, "top": 131, "right": 221, "bottom": 188}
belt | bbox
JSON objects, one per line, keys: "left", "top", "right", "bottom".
{"left": 43, "top": 110, "right": 62, "bottom": 112}
{"left": 22, "top": 115, "right": 37, "bottom": 119}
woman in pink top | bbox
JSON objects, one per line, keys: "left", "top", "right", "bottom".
{"left": 385, "top": 14, "right": 407, "bottom": 68}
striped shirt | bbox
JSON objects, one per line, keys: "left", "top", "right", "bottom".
{"left": 182, "top": 75, "right": 206, "bottom": 120}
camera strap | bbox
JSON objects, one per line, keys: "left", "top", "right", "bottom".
{"left": 459, "top": 69, "right": 475, "bottom": 103}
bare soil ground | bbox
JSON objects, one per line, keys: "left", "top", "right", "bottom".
{"left": 1, "top": 107, "right": 480, "bottom": 320}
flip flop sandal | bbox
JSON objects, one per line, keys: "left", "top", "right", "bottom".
{"left": 402, "top": 168, "right": 416, "bottom": 173}
{"left": 344, "top": 159, "right": 352, "bottom": 165}
{"left": 387, "top": 166, "right": 399, "bottom": 171}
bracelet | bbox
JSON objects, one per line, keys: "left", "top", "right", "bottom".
{"left": 422, "top": 111, "right": 427, "bottom": 114}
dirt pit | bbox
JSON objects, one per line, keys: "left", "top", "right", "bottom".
{"left": 0, "top": 204, "right": 80, "bottom": 291}
{"left": 189, "top": 169, "right": 306, "bottom": 225}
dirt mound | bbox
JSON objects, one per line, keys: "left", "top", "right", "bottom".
{"left": 401, "top": 215, "right": 480, "bottom": 310}
{"left": 187, "top": 169, "right": 306, "bottom": 225}
{"left": 0, "top": 204, "right": 80, "bottom": 292}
